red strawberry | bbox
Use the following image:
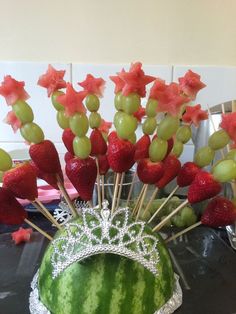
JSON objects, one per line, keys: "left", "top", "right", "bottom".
{"left": 0, "top": 187, "right": 27, "bottom": 224}
{"left": 177, "top": 162, "right": 200, "bottom": 187}
{"left": 107, "top": 137, "right": 135, "bottom": 173}
{"left": 98, "top": 155, "right": 110, "bottom": 175}
{"left": 90, "top": 129, "right": 107, "bottom": 156}
{"left": 156, "top": 155, "right": 181, "bottom": 189}
{"left": 66, "top": 157, "right": 97, "bottom": 201}
{"left": 29, "top": 140, "right": 62, "bottom": 174}
{"left": 30, "top": 161, "right": 63, "bottom": 190}
{"left": 201, "top": 196, "right": 236, "bottom": 227}
{"left": 187, "top": 171, "right": 222, "bottom": 204}
{"left": 64, "top": 151, "right": 74, "bottom": 164}
{"left": 134, "top": 135, "right": 150, "bottom": 161}
{"left": 3, "top": 163, "right": 38, "bottom": 200}
{"left": 108, "top": 131, "right": 118, "bottom": 143}
{"left": 137, "top": 158, "right": 164, "bottom": 184}
{"left": 62, "top": 128, "right": 75, "bottom": 154}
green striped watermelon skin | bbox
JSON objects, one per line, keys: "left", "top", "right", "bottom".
{"left": 38, "top": 222, "right": 174, "bottom": 314}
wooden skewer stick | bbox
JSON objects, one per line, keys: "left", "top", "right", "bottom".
{"left": 132, "top": 184, "right": 146, "bottom": 215}
{"left": 148, "top": 185, "right": 179, "bottom": 224}
{"left": 34, "top": 199, "right": 62, "bottom": 230}
{"left": 111, "top": 173, "right": 121, "bottom": 213}
{"left": 101, "top": 175, "right": 105, "bottom": 203}
{"left": 95, "top": 158, "right": 102, "bottom": 209}
{"left": 126, "top": 171, "right": 137, "bottom": 206}
{"left": 116, "top": 172, "right": 125, "bottom": 210}
{"left": 142, "top": 188, "right": 159, "bottom": 219}
{"left": 56, "top": 175, "right": 77, "bottom": 217}
{"left": 152, "top": 199, "right": 189, "bottom": 232}
{"left": 135, "top": 184, "right": 148, "bottom": 221}
{"left": 165, "top": 221, "right": 202, "bottom": 243}
{"left": 31, "top": 201, "right": 52, "bottom": 221}
{"left": 24, "top": 218, "right": 53, "bottom": 241}
{"left": 88, "top": 200, "right": 93, "bottom": 208}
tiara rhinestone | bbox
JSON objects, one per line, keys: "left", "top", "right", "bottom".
{"left": 51, "top": 201, "right": 160, "bottom": 278}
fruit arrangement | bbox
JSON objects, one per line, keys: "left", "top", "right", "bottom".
{"left": 0, "top": 62, "right": 236, "bottom": 314}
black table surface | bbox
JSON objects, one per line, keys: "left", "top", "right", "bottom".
{"left": 0, "top": 213, "right": 236, "bottom": 314}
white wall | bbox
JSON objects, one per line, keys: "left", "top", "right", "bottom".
{"left": 0, "top": 1, "right": 236, "bottom": 65}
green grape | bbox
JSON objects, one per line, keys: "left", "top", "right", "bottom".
{"left": 176, "top": 125, "right": 192, "bottom": 144}
{"left": 69, "top": 113, "right": 89, "bottom": 137}
{"left": 157, "top": 116, "right": 180, "bottom": 140}
{"left": 57, "top": 110, "right": 70, "bottom": 129}
{"left": 122, "top": 93, "right": 141, "bottom": 114}
{"left": 226, "top": 149, "right": 236, "bottom": 161}
{"left": 194, "top": 146, "right": 215, "bottom": 167}
{"left": 146, "top": 99, "right": 158, "bottom": 118}
{"left": 73, "top": 136, "right": 91, "bottom": 159}
{"left": 116, "top": 113, "right": 137, "bottom": 139}
{"left": 160, "top": 215, "right": 172, "bottom": 227}
{"left": 149, "top": 138, "right": 168, "bottom": 162}
{"left": 20, "top": 122, "right": 44, "bottom": 144}
{"left": 12, "top": 100, "right": 34, "bottom": 124}
{"left": 208, "top": 129, "right": 230, "bottom": 150}
{"left": 171, "top": 214, "right": 185, "bottom": 228}
{"left": 171, "top": 140, "right": 183, "bottom": 158}
{"left": 128, "top": 133, "right": 136, "bottom": 144}
{"left": 141, "top": 209, "right": 151, "bottom": 221}
{"left": 0, "top": 148, "right": 12, "bottom": 171}
{"left": 113, "top": 111, "right": 125, "bottom": 128}
{"left": 180, "top": 206, "right": 197, "bottom": 226}
{"left": 212, "top": 159, "right": 236, "bottom": 182}
{"left": 148, "top": 199, "right": 165, "bottom": 215}
{"left": 85, "top": 94, "right": 100, "bottom": 112}
{"left": 0, "top": 171, "right": 3, "bottom": 182}
{"left": 142, "top": 117, "right": 157, "bottom": 135}
{"left": 89, "top": 112, "right": 102, "bottom": 129}
{"left": 114, "top": 92, "right": 124, "bottom": 111}
{"left": 51, "top": 91, "right": 64, "bottom": 111}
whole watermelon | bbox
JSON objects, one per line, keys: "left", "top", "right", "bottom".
{"left": 38, "top": 217, "right": 174, "bottom": 314}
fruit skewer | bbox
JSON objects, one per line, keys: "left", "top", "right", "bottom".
{"left": 38, "top": 65, "right": 80, "bottom": 216}
{"left": 0, "top": 74, "right": 77, "bottom": 218}
{"left": 153, "top": 155, "right": 236, "bottom": 231}
{"left": 144, "top": 102, "right": 208, "bottom": 218}
{"left": 0, "top": 187, "right": 52, "bottom": 241}
{"left": 109, "top": 62, "right": 155, "bottom": 212}
{"left": 79, "top": 74, "right": 107, "bottom": 209}
{"left": 165, "top": 196, "right": 236, "bottom": 243}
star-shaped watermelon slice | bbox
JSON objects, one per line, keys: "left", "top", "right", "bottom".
{"left": 57, "top": 83, "right": 87, "bottom": 117}
{"left": 78, "top": 74, "right": 105, "bottom": 97}
{"left": 4, "top": 111, "right": 22, "bottom": 133}
{"left": 149, "top": 78, "right": 167, "bottom": 100}
{"left": 119, "top": 62, "right": 155, "bottom": 97}
{"left": 11, "top": 227, "right": 33, "bottom": 245}
{"left": 220, "top": 112, "right": 236, "bottom": 142}
{"left": 38, "top": 64, "right": 67, "bottom": 97}
{"left": 178, "top": 70, "right": 206, "bottom": 100}
{"left": 182, "top": 104, "right": 208, "bottom": 127}
{"left": 0, "top": 75, "right": 30, "bottom": 106}
{"left": 156, "top": 83, "right": 190, "bottom": 116}
{"left": 110, "top": 69, "right": 126, "bottom": 93}
{"left": 98, "top": 119, "right": 112, "bottom": 134}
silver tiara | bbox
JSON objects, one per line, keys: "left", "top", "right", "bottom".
{"left": 51, "top": 201, "right": 160, "bottom": 278}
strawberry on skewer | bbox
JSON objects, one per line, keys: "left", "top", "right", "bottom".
{"left": 2, "top": 163, "right": 62, "bottom": 230}
{"left": 166, "top": 196, "right": 236, "bottom": 243}
{"left": 79, "top": 74, "right": 107, "bottom": 208}
{"left": 153, "top": 170, "right": 222, "bottom": 232}
{"left": 0, "top": 187, "right": 52, "bottom": 241}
